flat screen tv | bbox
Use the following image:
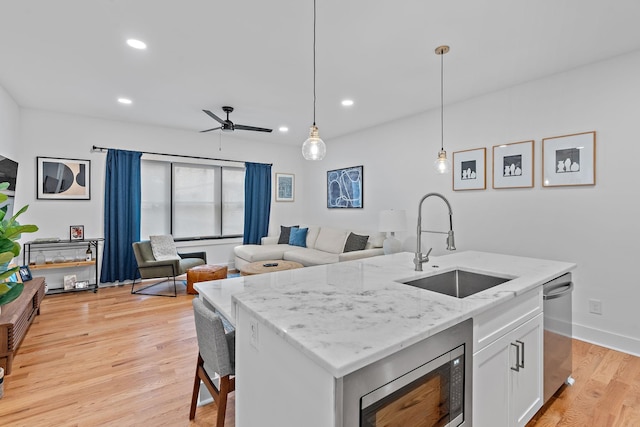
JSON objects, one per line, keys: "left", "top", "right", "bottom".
{"left": 0, "top": 154, "right": 18, "bottom": 196}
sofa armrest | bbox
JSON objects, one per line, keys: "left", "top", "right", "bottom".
{"left": 338, "top": 248, "right": 385, "bottom": 262}
{"left": 261, "top": 236, "right": 279, "bottom": 245}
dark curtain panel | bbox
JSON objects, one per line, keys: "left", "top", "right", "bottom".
{"left": 100, "top": 149, "right": 142, "bottom": 283}
{"left": 243, "top": 162, "right": 272, "bottom": 244}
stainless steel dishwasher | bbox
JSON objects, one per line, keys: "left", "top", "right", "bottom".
{"left": 543, "top": 272, "right": 575, "bottom": 402}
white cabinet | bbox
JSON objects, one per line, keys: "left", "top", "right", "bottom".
{"left": 473, "top": 289, "right": 543, "bottom": 427}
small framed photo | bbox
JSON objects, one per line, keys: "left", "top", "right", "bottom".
{"left": 275, "top": 173, "right": 295, "bottom": 202}
{"left": 70, "top": 225, "right": 85, "bottom": 241}
{"left": 75, "top": 280, "right": 89, "bottom": 289}
{"left": 493, "top": 140, "right": 535, "bottom": 189}
{"left": 542, "top": 131, "right": 596, "bottom": 187}
{"left": 64, "top": 274, "right": 77, "bottom": 290}
{"left": 19, "top": 265, "right": 32, "bottom": 282}
{"left": 37, "top": 157, "right": 91, "bottom": 200}
{"left": 453, "top": 148, "right": 486, "bottom": 191}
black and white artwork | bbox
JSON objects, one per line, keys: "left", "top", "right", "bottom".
{"left": 493, "top": 140, "right": 534, "bottom": 189}
{"left": 543, "top": 131, "right": 596, "bottom": 187}
{"left": 555, "top": 148, "right": 580, "bottom": 173}
{"left": 461, "top": 160, "right": 477, "bottom": 180}
{"left": 327, "top": 165, "right": 363, "bottom": 208}
{"left": 503, "top": 155, "right": 522, "bottom": 177}
{"left": 453, "top": 148, "right": 486, "bottom": 191}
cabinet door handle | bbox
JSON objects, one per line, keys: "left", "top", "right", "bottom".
{"left": 510, "top": 342, "right": 520, "bottom": 372}
{"left": 516, "top": 340, "right": 525, "bottom": 369}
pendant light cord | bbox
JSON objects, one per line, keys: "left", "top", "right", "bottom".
{"left": 313, "top": 0, "right": 317, "bottom": 127}
{"left": 440, "top": 50, "right": 444, "bottom": 151}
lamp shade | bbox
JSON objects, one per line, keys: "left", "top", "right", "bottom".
{"left": 379, "top": 209, "right": 407, "bottom": 232}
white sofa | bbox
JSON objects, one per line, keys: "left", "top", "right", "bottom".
{"left": 234, "top": 225, "right": 385, "bottom": 270}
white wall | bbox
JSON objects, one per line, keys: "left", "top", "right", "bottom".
{"left": 302, "top": 50, "right": 640, "bottom": 356}
{"left": 0, "top": 84, "right": 20, "bottom": 160}
{"left": 14, "top": 108, "right": 305, "bottom": 277}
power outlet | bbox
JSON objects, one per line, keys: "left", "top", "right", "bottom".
{"left": 589, "top": 299, "right": 603, "bottom": 315}
{"left": 249, "top": 317, "right": 259, "bottom": 349}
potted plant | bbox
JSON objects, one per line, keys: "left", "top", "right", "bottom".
{"left": 0, "top": 182, "right": 38, "bottom": 313}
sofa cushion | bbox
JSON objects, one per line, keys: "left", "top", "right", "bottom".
{"left": 234, "top": 244, "right": 290, "bottom": 262}
{"left": 343, "top": 232, "right": 369, "bottom": 252}
{"left": 283, "top": 248, "right": 340, "bottom": 266}
{"left": 277, "top": 225, "right": 299, "bottom": 244}
{"left": 314, "top": 227, "right": 348, "bottom": 254}
{"left": 289, "top": 227, "right": 308, "bottom": 247}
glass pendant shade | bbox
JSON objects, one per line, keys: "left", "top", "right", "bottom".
{"left": 434, "top": 149, "right": 451, "bottom": 174}
{"left": 302, "top": 125, "right": 326, "bottom": 161}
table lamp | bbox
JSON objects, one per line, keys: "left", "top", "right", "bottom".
{"left": 379, "top": 209, "right": 407, "bottom": 254}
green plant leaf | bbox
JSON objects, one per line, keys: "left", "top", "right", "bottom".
{"left": 0, "top": 251, "right": 15, "bottom": 264}
{"left": 0, "top": 282, "right": 24, "bottom": 306}
{"left": 0, "top": 265, "right": 19, "bottom": 281}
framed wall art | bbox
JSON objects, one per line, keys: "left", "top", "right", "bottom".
{"left": 492, "top": 140, "right": 534, "bottom": 189}
{"left": 275, "top": 173, "right": 295, "bottom": 202}
{"left": 453, "top": 148, "right": 486, "bottom": 191}
{"left": 19, "top": 265, "right": 32, "bottom": 282}
{"left": 70, "top": 225, "right": 85, "bottom": 241}
{"left": 327, "top": 165, "right": 363, "bottom": 208}
{"left": 542, "top": 131, "right": 596, "bottom": 187}
{"left": 37, "top": 157, "right": 91, "bottom": 200}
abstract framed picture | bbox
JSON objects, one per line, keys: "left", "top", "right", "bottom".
{"left": 327, "top": 165, "right": 363, "bottom": 208}
{"left": 492, "top": 140, "right": 535, "bottom": 189}
{"left": 70, "top": 225, "right": 85, "bottom": 241}
{"left": 453, "top": 148, "right": 486, "bottom": 191}
{"left": 37, "top": 157, "right": 91, "bottom": 200}
{"left": 275, "top": 173, "right": 295, "bottom": 202}
{"left": 542, "top": 131, "right": 596, "bottom": 187}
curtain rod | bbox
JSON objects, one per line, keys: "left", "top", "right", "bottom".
{"left": 91, "top": 145, "right": 272, "bottom": 166}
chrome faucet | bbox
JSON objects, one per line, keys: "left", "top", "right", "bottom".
{"left": 414, "top": 192, "right": 456, "bottom": 271}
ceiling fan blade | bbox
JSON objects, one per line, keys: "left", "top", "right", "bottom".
{"left": 200, "top": 126, "right": 222, "bottom": 133}
{"left": 203, "top": 109, "right": 225, "bottom": 125}
{"left": 234, "top": 124, "right": 273, "bottom": 133}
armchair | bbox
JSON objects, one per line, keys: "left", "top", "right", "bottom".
{"left": 131, "top": 240, "right": 206, "bottom": 297}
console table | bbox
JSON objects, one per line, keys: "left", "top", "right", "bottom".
{"left": 0, "top": 277, "right": 45, "bottom": 374}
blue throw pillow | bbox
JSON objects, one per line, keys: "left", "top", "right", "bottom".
{"left": 289, "top": 227, "right": 308, "bottom": 247}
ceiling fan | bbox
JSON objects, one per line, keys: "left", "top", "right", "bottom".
{"left": 200, "top": 106, "right": 272, "bottom": 133}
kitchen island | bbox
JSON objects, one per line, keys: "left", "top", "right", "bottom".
{"left": 196, "top": 251, "right": 575, "bottom": 427}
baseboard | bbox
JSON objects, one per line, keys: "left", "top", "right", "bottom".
{"left": 573, "top": 322, "right": 640, "bottom": 357}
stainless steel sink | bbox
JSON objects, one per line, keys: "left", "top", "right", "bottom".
{"left": 400, "top": 270, "right": 510, "bottom": 298}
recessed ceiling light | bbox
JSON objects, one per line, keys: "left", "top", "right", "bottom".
{"left": 126, "top": 39, "right": 147, "bottom": 50}
{"left": 118, "top": 98, "right": 132, "bottom": 105}
{"left": 341, "top": 99, "right": 354, "bottom": 107}
{"left": 279, "top": 126, "right": 289, "bottom": 132}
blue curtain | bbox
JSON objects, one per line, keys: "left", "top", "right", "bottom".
{"left": 100, "top": 149, "right": 142, "bottom": 283}
{"left": 243, "top": 162, "right": 272, "bottom": 244}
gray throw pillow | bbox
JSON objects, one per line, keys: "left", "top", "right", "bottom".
{"left": 343, "top": 232, "right": 369, "bottom": 252}
{"left": 278, "top": 225, "right": 299, "bottom": 244}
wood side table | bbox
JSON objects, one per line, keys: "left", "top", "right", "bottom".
{"left": 239, "top": 260, "right": 304, "bottom": 276}
{"left": 0, "top": 277, "right": 45, "bottom": 374}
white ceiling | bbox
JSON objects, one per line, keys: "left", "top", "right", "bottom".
{"left": 1, "top": 0, "right": 640, "bottom": 146}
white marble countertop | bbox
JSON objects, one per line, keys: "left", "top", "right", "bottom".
{"left": 195, "top": 250, "right": 575, "bottom": 378}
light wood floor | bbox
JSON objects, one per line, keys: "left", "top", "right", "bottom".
{"left": 1, "top": 283, "right": 638, "bottom": 427}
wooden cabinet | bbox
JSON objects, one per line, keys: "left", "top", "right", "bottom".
{"left": 473, "top": 288, "right": 543, "bottom": 427}
{"left": 0, "top": 277, "right": 45, "bottom": 374}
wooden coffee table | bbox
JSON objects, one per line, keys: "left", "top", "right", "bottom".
{"left": 239, "top": 260, "right": 304, "bottom": 276}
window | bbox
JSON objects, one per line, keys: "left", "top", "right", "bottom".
{"left": 141, "top": 160, "right": 244, "bottom": 240}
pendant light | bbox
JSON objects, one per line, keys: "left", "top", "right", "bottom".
{"left": 302, "top": 0, "right": 326, "bottom": 161}
{"left": 434, "top": 45, "right": 451, "bottom": 174}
